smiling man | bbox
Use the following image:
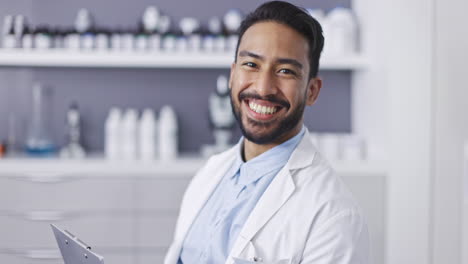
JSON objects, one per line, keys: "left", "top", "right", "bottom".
{"left": 165, "top": 1, "right": 369, "bottom": 264}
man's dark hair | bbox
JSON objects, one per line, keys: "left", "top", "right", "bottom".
{"left": 234, "top": 1, "right": 324, "bottom": 79}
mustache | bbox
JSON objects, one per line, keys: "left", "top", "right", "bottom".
{"left": 238, "top": 92, "right": 290, "bottom": 109}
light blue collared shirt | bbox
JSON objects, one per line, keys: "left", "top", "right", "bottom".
{"left": 178, "top": 126, "right": 306, "bottom": 264}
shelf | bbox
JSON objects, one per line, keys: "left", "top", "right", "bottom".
{"left": 0, "top": 155, "right": 205, "bottom": 178}
{"left": 0, "top": 49, "right": 368, "bottom": 70}
{"left": 0, "top": 155, "right": 386, "bottom": 178}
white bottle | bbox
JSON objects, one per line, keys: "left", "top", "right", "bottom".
{"left": 148, "top": 33, "right": 161, "bottom": 51}
{"left": 135, "top": 32, "right": 149, "bottom": 52}
{"left": 142, "top": 6, "right": 160, "bottom": 33}
{"left": 325, "top": 7, "right": 358, "bottom": 56}
{"left": 22, "top": 26, "right": 34, "bottom": 49}
{"left": 176, "top": 36, "right": 188, "bottom": 52}
{"left": 188, "top": 34, "right": 201, "bottom": 52}
{"left": 203, "top": 35, "right": 215, "bottom": 53}
{"left": 158, "top": 105, "right": 178, "bottom": 160}
{"left": 162, "top": 34, "right": 176, "bottom": 52}
{"left": 223, "top": 9, "right": 243, "bottom": 35}
{"left": 122, "top": 108, "right": 138, "bottom": 160}
{"left": 75, "top": 8, "right": 93, "bottom": 34}
{"left": 227, "top": 34, "right": 238, "bottom": 53}
{"left": 138, "top": 108, "right": 157, "bottom": 160}
{"left": 111, "top": 29, "right": 123, "bottom": 51}
{"left": 96, "top": 30, "right": 110, "bottom": 51}
{"left": 65, "top": 30, "right": 81, "bottom": 51}
{"left": 34, "top": 27, "right": 52, "bottom": 50}
{"left": 2, "top": 15, "right": 17, "bottom": 49}
{"left": 105, "top": 107, "right": 122, "bottom": 159}
{"left": 121, "top": 30, "right": 135, "bottom": 52}
{"left": 215, "top": 35, "right": 226, "bottom": 53}
{"left": 81, "top": 31, "right": 96, "bottom": 51}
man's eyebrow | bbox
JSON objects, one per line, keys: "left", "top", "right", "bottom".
{"left": 276, "top": 58, "right": 303, "bottom": 70}
{"left": 238, "top": 50, "right": 264, "bottom": 60}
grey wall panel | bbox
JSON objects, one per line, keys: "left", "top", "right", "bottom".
{"left": 305, "top": 70, "right": 351, "bottom": 133}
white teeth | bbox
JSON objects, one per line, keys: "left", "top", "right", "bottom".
{"left": 248, "top": 101, "right": 278, "bottom": 114}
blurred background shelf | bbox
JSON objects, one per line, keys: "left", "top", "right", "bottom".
{"left": 0, "top": 50, "right": 368, "bottom": 70}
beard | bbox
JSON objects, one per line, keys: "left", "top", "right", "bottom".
{"left": 230, "top": 89, "right": 306, "bottom": 145}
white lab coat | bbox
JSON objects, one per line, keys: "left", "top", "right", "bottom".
{"left": 164, "top": 129, "right": 369, "bottom": 264}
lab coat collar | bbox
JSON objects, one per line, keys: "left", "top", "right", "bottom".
{"left": 175, "top": 144, "right": 240, "bottom": 246}
{"left": 227, "top": 128, "right": 317, "bottom": 262}
{"left": 235, "top": 126, "right": 306, "bottom": 187}
{"left": 287, "top": 128, "right": 317, "bottom": 170}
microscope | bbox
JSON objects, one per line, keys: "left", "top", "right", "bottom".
{"left": 201, "top": 75, "right": 236, "bottom": 157}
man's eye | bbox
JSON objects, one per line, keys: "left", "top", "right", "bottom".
{"left": 279, "top": 68, "right": 296, "bottom": 75}
{"left": 242, "top": 62, "right": 257, "bottom": 68}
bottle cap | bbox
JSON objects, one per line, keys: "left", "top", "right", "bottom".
{"left": 141, "top": 108, "right": 156, "bottom": 121}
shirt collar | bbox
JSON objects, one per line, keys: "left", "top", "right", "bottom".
{"left": 227, "top": 126, "right": 306, "bottom": 186}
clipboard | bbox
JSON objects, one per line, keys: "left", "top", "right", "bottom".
{"left": 51, "top": 224, "right": 104, "bottom": 264}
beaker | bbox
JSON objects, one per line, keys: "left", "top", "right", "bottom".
{"left": 25, "top": 83, "right": 56, "bottom": 156}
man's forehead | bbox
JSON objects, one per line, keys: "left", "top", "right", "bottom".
{"left": 237, "top": 21, "right": 309, "bottom": 63}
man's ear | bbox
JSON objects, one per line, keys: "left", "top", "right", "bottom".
{"left": 306, "top": 77, "right": 322, "bottom": 106}
{"left": 229, "top": 62, "right": 236, "bottom": 90}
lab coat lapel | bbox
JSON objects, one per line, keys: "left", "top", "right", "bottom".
{"left": 228, "top": 161, "right": 296, "bottom": 259}
{"left": 176, "top": 147, "right": 238, "bottom": 246}
{"left": 227, "top": 129, "right": 316, "bottom": 262}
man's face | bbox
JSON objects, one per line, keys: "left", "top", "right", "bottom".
{"left": 229, "top": 21, "right": 321, "bottom": 145}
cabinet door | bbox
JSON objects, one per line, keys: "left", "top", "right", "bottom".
{"left": 135, "top": 214, "right": 176, "bottom": 264}
{"left": 134, "top": 176, "right": 189, "bottom": 264}
{"left": 0, "top": 212, "right": 135, "bottom": 248}
{"left": 0, "top": 175, "right": 134, "bottom": 211}
{"left": 134, "top": 176, "right": 191, "bottom": 212}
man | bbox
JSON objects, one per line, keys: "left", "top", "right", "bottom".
{"left": 165, "top": 1, "right": 369, "bottom": 263}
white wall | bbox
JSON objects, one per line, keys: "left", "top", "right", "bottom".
{"left": 432, "top": 0, "right": 468, "bottom": 263}
{"left": 353, "top": 0, "right": 434, "bottom": 263}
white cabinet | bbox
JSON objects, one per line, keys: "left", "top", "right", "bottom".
{"left": 134, "top": 177, "right": 191, "bottom": 211}
{"left": 0, "top": 159, "right": 194, "bottom": 264}
{"left": 0, "top": 176, "right": 134, "bottom": 211}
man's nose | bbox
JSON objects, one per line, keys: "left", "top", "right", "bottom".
{"left": 255, "top": 70, "right": 278, "bottom": 96}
